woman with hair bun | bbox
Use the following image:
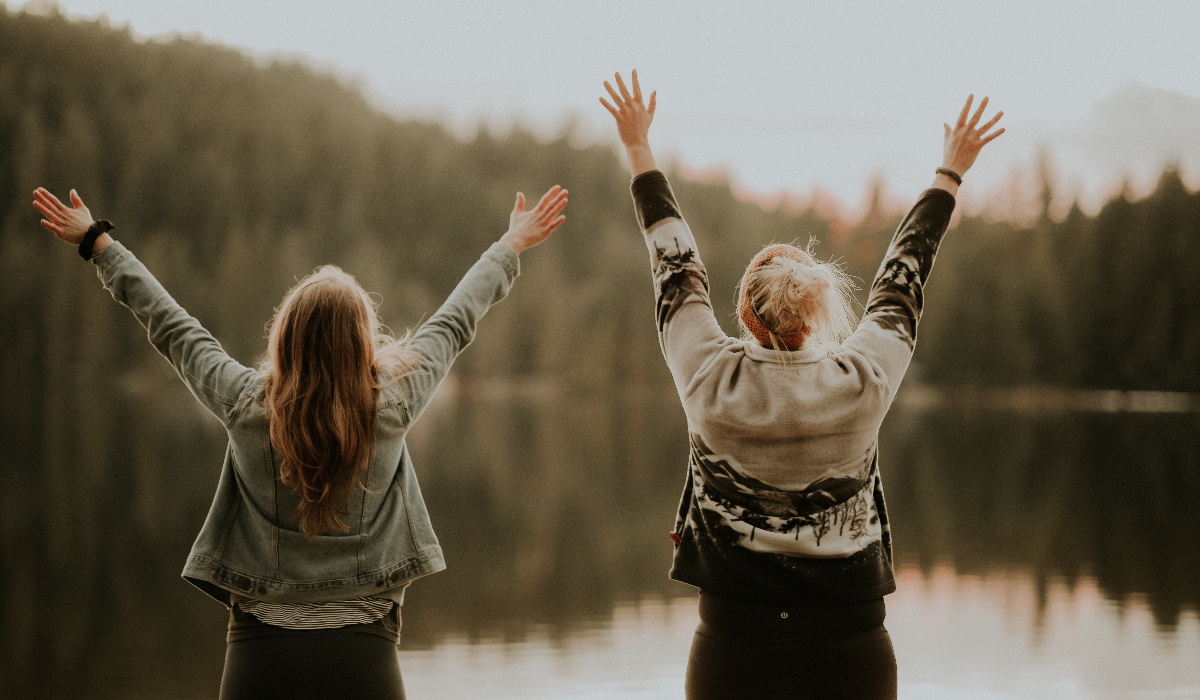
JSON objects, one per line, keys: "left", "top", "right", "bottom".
{"left": 601, "top": 70, "right": 1003, "bottom": 699}
{"left": 32, "top": 183, "right": 568, "bottom": 699}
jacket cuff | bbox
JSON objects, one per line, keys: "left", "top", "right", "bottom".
{"left": 483, "top": 241, "right": 520, "bottom": 281}
{"left": 91, "top": 241, "right": 133, "bottom": 287}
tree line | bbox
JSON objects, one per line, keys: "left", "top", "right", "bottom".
{"left": 2, "top": 7, "right": 1198, "bottom": 402}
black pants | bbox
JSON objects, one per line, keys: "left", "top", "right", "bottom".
{"left": 219, "top": 604, "right": 405, "bottom": 700}
{"left": 686, "top": 591, "right": 897, "bottom": 700}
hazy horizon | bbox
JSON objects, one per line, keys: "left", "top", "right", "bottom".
{"left": 10, "top": 0, "right": 1200, "bottom": 218}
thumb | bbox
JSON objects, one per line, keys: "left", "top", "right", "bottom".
{"left": 70, "top": 189, "right": 85, "bottom": 209}
{"left": 943, "top": 123, "right": 951, "bottom": 139}
{"left": 513, "top": 192, "right": 526, "bottom": 213}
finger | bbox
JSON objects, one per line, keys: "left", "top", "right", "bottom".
{"left": 979, "top": 127, "right": 1006, "bottom": 145}
{"left": 542, "top": 189, "right": 568, "bottom": 211}
{"left": 32, "top": 199, "right": 62, "bottom": 222}
{"left": 537, "top": 194, "right": 568, "bottom": 223}
{"left": 648, "top": 91, "right": 657, "bottom": 118}
{"left": 599, "top": 97, "right": 619, "bottom": 117}
{"left": 39, "top": 219, "right": 62, "bottom": 235}
{"left": 978, "top": 110, "right": 1004, "bottom": 133}
{"left": 513, "top": 192, "right": 526, "bottom": 213}
{"left": 615, "top": 72, "right": 632, "bottom": 102}
{"left": 34, "top": 188, "right": 70, "bottom": 215}
{"left": 69, "top": 189, "right": 85, "bottom": 210}
{"left": 534, "top": 186, "right": 562, "bottom": 212}
{"left": 631, "top": 69, "right": 642, "bottom": 102}
{"left": 968, "top": 96, "right": 989, "bottom": 128}
{"left": 956, "top": 94, "right": 973, "bottom": 129}
{"left": 545, "top": 215, "right": 566, "bottom": 234}
{"left": 603, "top": 81, "right": 622, "bottom": 106}
{"left": 41, "top": 188, "right": 71, "bottom": 214}
{"left": 545, "top": 196, "right": 569, "bottom": 220}
{"left": 944, "top": 123, "right": 951, "bottom": 139}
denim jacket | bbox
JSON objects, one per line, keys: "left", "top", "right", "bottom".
{"left": 92, "top": 240, "right": 519, "bottom": 605}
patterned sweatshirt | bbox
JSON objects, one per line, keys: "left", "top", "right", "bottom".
{"left": 632, "top": 170, "right": 955, "bottom": 604}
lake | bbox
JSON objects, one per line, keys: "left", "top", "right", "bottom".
{"left": 2, "top": 376, "right": 1198, "bottom": 699}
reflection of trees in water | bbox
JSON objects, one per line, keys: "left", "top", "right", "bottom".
{"left": 883, "top": 409, "right": 1200, "bottom": 631}
{"left": 400, "top": 389, "right": 694, "bottom": 648}
{"left": 3, "top": 373, "right": 1198, "bottom": 694}
{"left": 0, "top": 378, "right": 697, "bottom": 695}
{"left": 0, "top": 371, "right": 232, "bottom": 698}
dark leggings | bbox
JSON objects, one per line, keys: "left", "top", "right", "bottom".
{"left": 220, "top": 607, "right": 405, "bottom": 700}
{"left": 685, "top": 591, "right": 897, "bottom": 700}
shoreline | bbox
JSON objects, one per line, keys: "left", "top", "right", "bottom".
{"left": 428, "top": 376, "right": 1200, "bottom": 414}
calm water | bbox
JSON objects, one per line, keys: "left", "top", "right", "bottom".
{"left": 2, "top": 374, "right": 1198, "bottom": 699}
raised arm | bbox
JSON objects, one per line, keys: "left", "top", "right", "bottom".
{"left": 846, "top": 95, "right": 1005, "bottom": 397}
{"left": 399, "top": 185, "right": 569, "bottom": 422}
{"left": 601, "top": 71, "right": 731, "bottom": 397}
{"left": 33, "top": 187, "right": 255, "bottom": 425}
{"left": 600, "top": 69, "right": 659, "bottom": 178}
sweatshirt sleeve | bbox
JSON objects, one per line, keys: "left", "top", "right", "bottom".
{"left": 92, "top": 241, "right": 257, "bottom": 426}
{"left": 844, "top": 187, "right": 956, "bottom": 400}
{"left": 631, "top": 170, "right": 732, "bottom": 398}
{"left": 397, "top": 241, "right": 520, "bottom": 423}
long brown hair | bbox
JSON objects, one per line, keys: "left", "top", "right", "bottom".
{"left": 264, "top": 265, "right": 411, "bottom": 537}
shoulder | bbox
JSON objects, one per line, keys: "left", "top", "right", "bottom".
{"left": 374, "top": 366, "right": 416, "bottom": 412}
{"left": 228, "top": 371, "right": 270, "bottom": 422}
{"left": 721, "top": 342, "right": 893, "bottom": 395}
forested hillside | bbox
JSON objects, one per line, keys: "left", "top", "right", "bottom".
{"left": 2, "top": 7, "right": 1198, "bottom": 400}
{"left": 3, "top": 11, "right": 1199, "bottom": 693}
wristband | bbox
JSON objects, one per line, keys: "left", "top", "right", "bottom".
{"left": 935, "top": 167, "right": 963, "bottom": 186}
{"left": 79, "top": 220, "right": 115, "bottom": 260}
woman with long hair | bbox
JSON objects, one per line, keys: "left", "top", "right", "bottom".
{"left": 600, "top": 71, "right": 1003, "bottom": 698}
{"left": 32, "top": 183, "right": 568, "bottom": 699}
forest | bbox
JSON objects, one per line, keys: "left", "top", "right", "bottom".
{"left": 3, "top": 8, "right": 1200, "bottom": 404}
{"left": 3, "top": 9, "right": 1199, "bottom": 695}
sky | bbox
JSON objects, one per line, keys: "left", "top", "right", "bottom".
{"left": 15, "top": 0, "right": 1200, "bottom": 216}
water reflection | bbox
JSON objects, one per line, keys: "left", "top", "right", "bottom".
{"left": 887, "top": 566, "right": 1200, "bottom": 699}
{"left": 1, "top": 375, "right": 1197, "bottom": 697}
{"left": 396, "top": 570, "right": 1200, "bottom": 700}
{"left": 880, "top": 407, "right": 1200, "bottom": 631}
{"left": 400, "top": 598, "right": 697, "bottom": 700}
{"left": 399, "top": 385, "right": 692, "bottom": 649}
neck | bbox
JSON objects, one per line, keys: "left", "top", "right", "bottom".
{"left": 770, "top": 328, "right": 810, "bottom": 351}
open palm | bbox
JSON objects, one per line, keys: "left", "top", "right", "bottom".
{"left": 33, "top": 187, "right": 95, "bottom": 245}
{"left": 499, "top": 185, "right": 569, "bottom": 254}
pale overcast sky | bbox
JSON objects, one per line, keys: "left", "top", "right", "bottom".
{"left": 15, "top": 0, "right": 1200, "bottom": 215}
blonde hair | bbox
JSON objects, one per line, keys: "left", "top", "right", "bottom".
{"left": 263, "top": 265, "right": 415, "bottom": 537}
{"left": 737, "top": 243, "right": 858, "bottom": 351}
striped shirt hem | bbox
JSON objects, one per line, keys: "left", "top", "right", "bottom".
{"left": 237, "top": 597, "right": 394, "bottom": 630}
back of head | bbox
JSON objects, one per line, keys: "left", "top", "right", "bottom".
{"left": 265, "top": 265, "right": 379, "bottom": 537}
{"left": 737, "top": 243, "right": 857, "bottom": 351}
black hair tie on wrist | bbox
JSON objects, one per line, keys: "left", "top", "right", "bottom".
{"left": 936, "top": 167, "right": 963, "bottom": 186}
{"left": 79, "top": 220, "right": 114, "bottom": 260}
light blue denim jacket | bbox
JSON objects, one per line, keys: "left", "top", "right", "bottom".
{"left": 92, "top": 240, "right": 519, "bottom": 605}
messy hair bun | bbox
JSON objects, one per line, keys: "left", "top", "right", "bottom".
{"left": 737, "top": 243, "right": 857, "bottom": 350}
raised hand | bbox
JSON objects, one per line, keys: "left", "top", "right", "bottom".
{"left": 942, "top": 95, "right": 1004, "bottom": 178}
{"left": 499, "top": 185, "right": 569, "bottom": 254}
{"left": 33, "top": 187, "right": 95, "bottom": 245}
{"left": 600, "top": 70, "right": 656, "bottom": 149}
